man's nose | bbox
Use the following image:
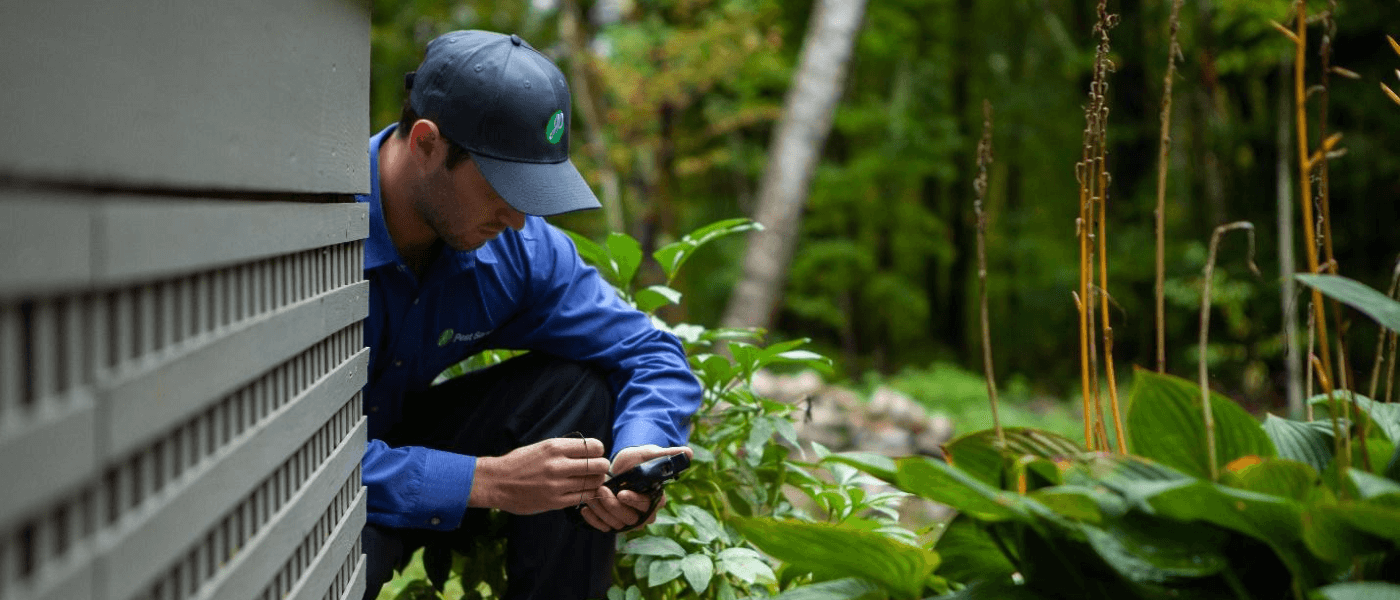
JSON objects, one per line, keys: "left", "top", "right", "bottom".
{"left": 503, "top": 208, "right": 526, "bottom": 231}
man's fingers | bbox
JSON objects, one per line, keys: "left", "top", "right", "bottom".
{"left": 559, "top": 437, "right": 606, "bottom": 459}
{"left": 616, "top": 490, "right": 653, "bottom": 512}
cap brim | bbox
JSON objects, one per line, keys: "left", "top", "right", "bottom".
{"left": 471, "top": 153, "right": 602, "bottom": 217}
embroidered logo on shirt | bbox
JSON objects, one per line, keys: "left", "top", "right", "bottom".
{"left": 438, "top": 328, "right": 492, "bottom": 347}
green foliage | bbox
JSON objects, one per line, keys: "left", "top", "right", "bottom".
{"left": 1125, "top": 369, "right": 1277, "bottom": 479}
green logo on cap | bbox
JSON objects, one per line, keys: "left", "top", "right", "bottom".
{"left": 545, "top": 110, "right": 565, "bottom": 144}
{"left": 438, "top": 328, "right": 454, "bottom": 347}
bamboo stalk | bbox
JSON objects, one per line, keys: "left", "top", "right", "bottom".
{"left": 1290, "top": 1, "right": 1338, "bottom": 396}
{"left": 1155, "top": 0, "right": 1185, "bottom": 374}
{"left": 1200, "top": 222, "right": 1260, "bottom": 481}
{"left": 1307, "top": 306, "right": 1317, "bottom": 420}
{"left": 974, "top": 100, "right": 1002, "bottom": 445}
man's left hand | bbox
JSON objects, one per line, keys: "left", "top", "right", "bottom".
{"left": 579, "top": 444, "right": 693, "bottom": 533}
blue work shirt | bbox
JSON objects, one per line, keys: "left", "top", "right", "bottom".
{"left": 358, "top": 125, "right": 701, "bottom": 531}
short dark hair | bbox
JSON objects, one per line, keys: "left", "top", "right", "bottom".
{"left": 396, "top": 99, "right": 473, "bottom": 170}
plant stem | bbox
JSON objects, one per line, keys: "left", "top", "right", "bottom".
{"left": 1368, "top": 260, "right": 1400, "bottom": 400}
{"left": 1292, "top": 0, "right": 1338, "bottom": 396}
{"left": 974, "top": 100, "right": 1002, "bottom": 445}
{"left": 1200, "top": 222, "right": 1259, "bottom": 482}
{"left": 1155, "top": 0, "right": 1185, "bottom": 374}
{"left": 1311, "top": 354, "right": 1349, "bottom": 485}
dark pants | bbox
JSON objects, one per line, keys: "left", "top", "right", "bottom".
{"left": 362, "top": 353, "right": 617, "bottom": 600}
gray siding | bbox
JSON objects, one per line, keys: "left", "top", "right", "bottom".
{"left": 0, "top": 1, "right": 372, "bottom": 599}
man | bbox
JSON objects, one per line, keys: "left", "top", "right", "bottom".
{"left": 358, "top": 30, "right": 701, "bottom": 599}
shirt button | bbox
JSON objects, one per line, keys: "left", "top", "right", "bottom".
{"left": 412, "top": 298, "right": 419, "bottom": 305}
{"left": 397, "top": 265, "right": 406, "bottom": 272}
{"left": 369, "top": 406, "right": 379, "bottom": 413}
{"left": 430, "top": 517, "right": 441, "bottom": 526}
{"left": 394, "top": 360, "right": 403, "bottom": 367}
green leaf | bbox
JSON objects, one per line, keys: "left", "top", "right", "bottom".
{"left": 1311, "top": 392, "right": 1400, "bottom": 442}
{"left": 764, "top": 577, "right": 883, "bottom": 600}
{"left": 1125, "top": 368, "right": 1277, "bottom": 479}
{"left": 715, "top": 547, "right": 775, "bottom": 584}
{"left": 1311, "top": 582, "right": 1400, "bottom": 600}
{"left": 1221, "top": 458, "right": 1321, "bottom": 502}
{"left": 680, "top": 553, "right": 714, "bottom": 593}
{"left": 653, "top": 218, "right": 762, "bottom": 282}
{"left": 635, "top": 285, "right": 683, "bottom": 313}
{"left": 623, "top": 536, "right": 686, "bottom": 557}
{"left": 605, "top": 232, "right": 642, "bottom": 288}
{"left": 1296, "top": 274, "right": 1400, "bottom": 334}
{"left": 1263, "top": 414, "right": 1337, "bottom": 473}
{"left": 1030, "top": 486, "right": 1107, "bottom": 524}
{"left": 677, "top": 504, "right": 724, "bottom": 544}
{"left": 733, "top": 518, "right": 938, "bottom": 599}
{"left": 563, "top": 230, "right": 614, "bottom": 279}
{"left": 932, "top": 513, "right": 1017, "bottom": 584}
{"left": 895, "top": 456, "right": 1030, "bottom": 522}
{"left": 942, "top": 428, "right": 1084, "bottom": 488}
{"left": 823, "top": 452, "right": 898, "bottom": 483}
{"left": 1128, "top": 479, "right": 1318, "bottom": 584}
{"left": 1081, "top": 513, "right": 1231, "bottom": 583}
{"left": 648, "top": 557, "right": 684, "bottom": 586}
{"left": 935, "top": 579, "right": 1057, "bottom": 599}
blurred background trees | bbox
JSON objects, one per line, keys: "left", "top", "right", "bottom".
{"left": 370, "top": 0, "right": 1400, "bottom": 415}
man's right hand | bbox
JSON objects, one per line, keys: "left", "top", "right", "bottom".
{"left": 469, "top": 437, "right": 610, "bottom": 515}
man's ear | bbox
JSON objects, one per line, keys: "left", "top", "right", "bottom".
{"left": 406, "top": 119, "right": 444, "bottom": 168}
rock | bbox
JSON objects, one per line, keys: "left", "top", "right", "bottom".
{"left": 868, "top": 386, "right": 928, "bottom": 431}
{"left": 852, "top": 421, "right": 914, "bottom": 457}
{"left": 912, "top": 415, "right": 955, "bottom": 457}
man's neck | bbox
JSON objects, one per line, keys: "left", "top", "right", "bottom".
{"left": 378, "top": 134, "right": 439, "bottom": 272}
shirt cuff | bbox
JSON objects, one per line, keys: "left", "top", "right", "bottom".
{"left": 612, "top": 420, "right": 674, "bottom": 459}
{"left": 416, "top": 448, "right": 476, "bottom": 531}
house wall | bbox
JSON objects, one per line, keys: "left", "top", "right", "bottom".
{"left": 0, "top": 2, "right": 372, "bottom": 599}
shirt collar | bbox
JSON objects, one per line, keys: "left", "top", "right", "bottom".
{"left": 362, "top": 124, "right": 402, "bottom": 271}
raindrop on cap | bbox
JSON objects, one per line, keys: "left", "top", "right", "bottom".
{"left": 510, "top": 34, "right": 523, "bottom": 46}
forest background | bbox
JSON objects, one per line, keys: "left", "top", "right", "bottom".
{"left": 370, "top": 0, "right": 1400, "bottom": 420}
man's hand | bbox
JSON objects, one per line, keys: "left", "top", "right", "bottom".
{"left": 579, "top": 445, "right": 693, "bottom": 532}
{"left": 470, "top": 437, "right": 610, "bottom": 515}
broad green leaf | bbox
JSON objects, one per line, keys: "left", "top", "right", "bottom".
{"left": 605, "top": 232, "right": 642, "bottom": 288}
{"left": 1296, "top": 274, "right": 1400, "bottom": 334}
{"left": 635, "top": 285, "right": 683, "bottom": 313}
{"left": 653, "top": 218, "right": 762, "bottom": 282}
{"left": 942, "top": 428, "right": 1083, "bottom": 489}
{"left": 1125, "top": 369, "right": 1276, "bottom": 479}
{"left": 733, "top": 518, "right": 938, "bottom": 599}
{"left": 563, "top": 230, "right": 616, "bottom": 282}
{"left": 1030, "top": 486, "right": 1107, "bottom": 523}
{"left": 936, "top": 579, "right": 1057, "bottom": 599}
{"left": 1222, "top": 458, "right": 1321, "bottom": 502}
{"left": 932, "top": 514, "right": 1017, "bottom": 584}
{"left": 680, "top": 553, "right": 714, "bottom": 593}
{"left": 677, "top": 504, "right": 725, "bottom": 544}
{"left": 896, "top": 456, "right": 1030, "bottom": 522}
{"left": 1263, "top": 414, "right": 1337, "bottom": 473}
{"left": 623, "top": 536, "right": 686, "bottom": 557}
{"left": 823, "top": 452, "right": 899, "bottom": 483}
{"left": 1303, "top": 498, "right": 1396, "bottom": 563}
{"left": 1311, "top": 392, "right": 1400, "bottom": 442}
{"left": 1311, "top": 582, "right": 1400, "bottom": 600}
{"left": 1348, "top": 469, "right": 1400, "bottom": 500}
{"left": 715, "top": 547, "right": 775, "bottom": 584}
{"left": 763, "top": 577, "right": 882, "bottom": 600}
{"left": 649, "top": 557, "right": 684, "bottom": 586}
{"left": 1080, "top": 513, "right": 1230, "bottom": 583}
{"left": 1130, "top": 479, "right": 1318, "bottom": 584}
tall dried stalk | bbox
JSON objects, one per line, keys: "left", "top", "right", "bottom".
{"left": 1075, "top": 1, "right": 1124, "bottom": 453}
{"left": 1155, "top": 0, "right": 1185, "bottom": 374}
{"left": 1369, "top": 259, "right": 1400, "bottom": 401}
{"left": 974, "top": 101, "right": 1003, "bottom": 445}
{"left": 1200, "top": 222, "right": 1260, "bottom": 482}
{"left": 1277, "top": 1, "right": 1337, "bottom": 400}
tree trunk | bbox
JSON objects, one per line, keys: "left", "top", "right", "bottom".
{"left": 721, "top": 0, "right": 868, "bottom": 330}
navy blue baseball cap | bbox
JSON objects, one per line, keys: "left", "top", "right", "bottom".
{"left": 407, "top": 30, "right": 601, "bottom": 216}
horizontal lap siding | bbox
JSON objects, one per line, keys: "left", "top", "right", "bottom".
{"left": 0, "top": 1, "right": 372, "bottom": 599}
